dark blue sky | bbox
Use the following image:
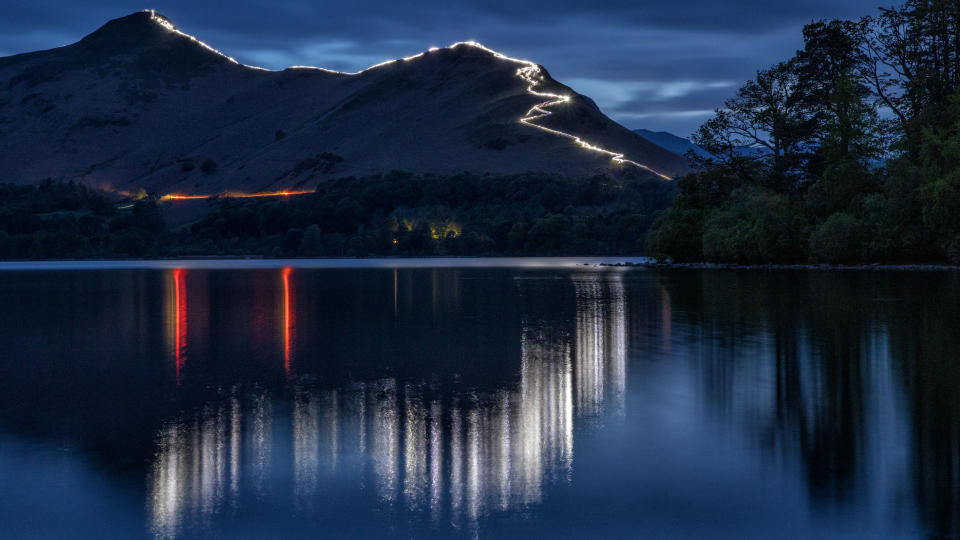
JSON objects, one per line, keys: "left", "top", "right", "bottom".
{"left": 1, "top": 0, "right": 885, "bottom": 136}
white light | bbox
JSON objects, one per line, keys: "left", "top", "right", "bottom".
{"left": 362, "top": 41, "right": 674, "bottom": 181}
{"left": 513, "top": 62, "right": 673, "bottom": 180}
{"left": 157, "top": 33, "right": 674, "bottom": 201}
{"left": 146, "top": 10, "right": 269, "bottom": 69}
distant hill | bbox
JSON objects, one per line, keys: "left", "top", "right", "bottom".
{"left": 632, "top": 129, "right": 712, "bottom": 159}
{"left": 633, "top": 128, "right": 773, "bottom": 164}
{"left": 0, "top": 11, "right": 690, "bottom": 196}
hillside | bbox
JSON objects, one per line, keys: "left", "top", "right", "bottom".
{"left": 632, "top": 129, "right": 711, "bottom": 159}
{"left": 633, "top": 128, "right": 775, "bottom": 163}
{"left": 0, "top": 11, "right": 689, "bottom": 197}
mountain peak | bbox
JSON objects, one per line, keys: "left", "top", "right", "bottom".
{"left": 345, "top": 41, "right": 524, "bottom": 76}
{"left": 79, "top": 11, "right": 169, "bottom": 46}
{"left": 443, "top": 41, "right": 542, "bottom": 69}
{"left": 74, "top": 10, "right": 237, "bottom": 66}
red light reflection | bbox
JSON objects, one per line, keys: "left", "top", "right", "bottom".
{"left": 282, "top": 267, "right": 294, "bottom": 375}
{"left": 173, "top": 268, "right": 187, "bottom": 383}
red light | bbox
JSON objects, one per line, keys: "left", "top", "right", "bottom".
{"left": 173, "top": 268, "right": 187, "bottom": 383}
{"left": 162, "top": 190, "right": 314, "bottom": 201}
{"left": 282, "top": 267, "right": 294, "bottom": 375}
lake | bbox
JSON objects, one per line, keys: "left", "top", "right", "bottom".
{"left": 0, "top": 260, "right": 957, "bottom": 538}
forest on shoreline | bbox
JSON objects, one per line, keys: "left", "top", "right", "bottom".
{"left": 0, "top": 171, "right": 674, "bottom": 259}
{"left": 649, "top": 0, "right": 960, "bottom": 265}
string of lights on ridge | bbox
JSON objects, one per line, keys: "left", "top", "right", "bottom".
{"left": 148, "top": 11, "right": 672, "bottom": 202}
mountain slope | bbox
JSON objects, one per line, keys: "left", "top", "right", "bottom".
{"left": 0, "top": 11, "right": 689, "bottom": 196}
{"left": 633, "top": 128, "right": 776, "bottom": 164}
{"left": 632, "top": 129, "right": 711, "bottom": 159}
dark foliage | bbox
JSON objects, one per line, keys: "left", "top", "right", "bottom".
{"left": 181, "top": 171, "right": 676, "bottom": 257}
{"left": 650, "top": 0, "right": 960, "bottom": 264}
{"left": 0, "top": 180, "right": 166, "bottom": 259}
{"left": 0, "top": 171, "right": 675, "bottom": 259}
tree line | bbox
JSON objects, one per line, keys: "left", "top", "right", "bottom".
{"left": 649, "top": 0, "right": 960, "bottom": 264}
{"left": 0, "top": 171, "right": 675, "bottom": 259}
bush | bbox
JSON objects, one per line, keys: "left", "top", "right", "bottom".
{"left": 299, "top": 224, "right": 324, "bottom": 256}
{"left": 647, "top": 207, "right": 703, "bottom": 262}
{"left": 525, "top": 216, "right": 567, "bottom": 254}
{"left": 946, "top": 234, "right": 960, "bottom": 264}
{"left": 700, "top": 188, "right": 804, "bottom": 264}
{"left": 809, "top": 212, "right": 865, "bottom": 264}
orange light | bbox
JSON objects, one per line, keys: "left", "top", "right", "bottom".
{"left": 160, "top": 190, "right": 314, "bottom": 202}
{"left": 227, "top": 190, "right": 314, "bottom": 199}
{"left": 282, "top": 267, "right": 294, "bottom": 375}
{"left": 173, "top": 268, "right": 187, "bottom": 383}
{"left": 161, "top": 194, "right": 212, "bottom": 201}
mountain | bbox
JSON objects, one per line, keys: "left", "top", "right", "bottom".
{"left": 634, "top": 128, "right": 775, "bottom": 164}
{"left": 0, "top": 11, "right": 690, "bottom": 196}
{"left": 632, "top": 129, "right": 711, "bottom": 160}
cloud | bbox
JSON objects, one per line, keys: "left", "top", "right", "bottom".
{"left": 566, "top": 78, "right": 741, "bottom": 135}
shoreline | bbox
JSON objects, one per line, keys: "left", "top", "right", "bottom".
{"left": 0, "top": 256, "right": 957, "bottom": 271}
{"left": 0, "top": 256, "right": 651, "bottom": 271}
{"left": 611, "top": 261, "right": 960, "bottom": 272}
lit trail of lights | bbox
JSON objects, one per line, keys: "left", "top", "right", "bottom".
{"left": 160, "top": 190, "right": 315, "bottom": 202}
{"left": 514, "top": 64, "right": 674, "bottom": 181}
{"left": 363, "top": 41, "right": 675, "bottom": 180}
{"left": 147, "top": 16, "right": 674, "bottom": 202}
{"left": 160, "top": 194, "right": 209, "bottom": 201}
{"left": 147, "top": 10, "right": 269, "bottom": 71}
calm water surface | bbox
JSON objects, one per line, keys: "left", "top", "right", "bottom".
{"left": 0, "top": 261, "right": 958, "bottom": 538}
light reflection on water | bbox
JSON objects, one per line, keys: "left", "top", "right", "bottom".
{"left": 0, "top": 267, "right": 958, "bottom": 538}
{"left": 149, "top": 271, "right": 627, "bottom": 538}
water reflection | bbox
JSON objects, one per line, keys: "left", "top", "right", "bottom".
{"left": 282, "top": 268, "right": 294, "bottom": 375}
{"left": 647, "top": 272, "right": 960, "bottom": 536}
{"left": 165, "top": 269, "right": 187, "bottom": 383}
{"left": 148, "top": 270, "right": 627, "bottom": 536}
{"left": 574, "top": 276, "right": 626, "bottom": 417}
{"left": 0, "top": 268, "right": 958, "bottom": 538}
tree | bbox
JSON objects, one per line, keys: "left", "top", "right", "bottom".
{"left": 694, "top": 60, "right": 818, "bottom": 192}
{"left": 795, "top": 20, "right": 882, "bottom": 166}
{"left": 299, "top": 224, "right": 324, "bottom": 256}
{"left": 810, "top": 212, "right": 866, "bottom": 263}
{"left": 800, "top": 26, "right": 883, "bottom": 215}
{"left": 862, "top": 0, "right": 960, "bottom": 147}
{"left": 918, "top": 90, "right": 960, "bottom": 261}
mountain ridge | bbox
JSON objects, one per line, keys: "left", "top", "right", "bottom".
{"left": 633, "top": 128, "right": 774, "bottom": 164}
{"left": 0, "top": 11, "right": 690, "bottom": 195}
{"left": 632, "top": 129, "right": 711, "bottom": 160}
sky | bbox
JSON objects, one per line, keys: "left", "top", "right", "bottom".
{"left": 1, "top": 0, "right": 887, "bottom": 136}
